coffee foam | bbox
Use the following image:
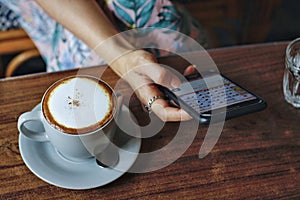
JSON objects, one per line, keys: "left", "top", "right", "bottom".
{"left": 42, "top": 76, "right": 114, "bottom": 134}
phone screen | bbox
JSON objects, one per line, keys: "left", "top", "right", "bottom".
{"left": 171, "top": 74, "right": 257, "bottom": 114}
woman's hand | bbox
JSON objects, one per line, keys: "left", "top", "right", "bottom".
{"left": 35, "top": 1, "right": 194, "bottom": 122}
{"left": 110, "top": 49, "right": 193, "bottom": 122}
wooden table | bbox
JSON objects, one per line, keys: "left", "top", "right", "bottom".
{"left": 0, "top": 42, "right": 299, "bottom": 199}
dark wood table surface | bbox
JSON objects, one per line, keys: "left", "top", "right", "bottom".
{"left": 0, "top": 42, "right": 299, "bottom": 199}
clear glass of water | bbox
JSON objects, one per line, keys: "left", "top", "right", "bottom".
{"left": 283, "top": 38, "right": 300, "bottom": 108}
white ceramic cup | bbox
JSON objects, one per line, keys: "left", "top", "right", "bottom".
{"left": 18, "top": 75, "right": 118, "bottom": 162}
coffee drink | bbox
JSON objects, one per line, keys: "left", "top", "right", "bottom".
{"left": 18, "top": 75, "right": 118, "bottom": 161}
{"left": 42, "top": 76, "right": 115, "bottom": 134}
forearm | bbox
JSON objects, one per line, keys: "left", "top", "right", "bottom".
{"left": 35, "top": 0, "right": 134, "bottom": 75}
{"left": 35, "top": 0, "right": 190, "bottom": 122}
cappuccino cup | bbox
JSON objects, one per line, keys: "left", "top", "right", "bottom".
{"left": 18, "top": 75, "right": 118, "bottom": 162}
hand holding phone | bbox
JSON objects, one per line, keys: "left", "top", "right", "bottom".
{"left": 158, "top": 72, "right": 267, "bottom": 124}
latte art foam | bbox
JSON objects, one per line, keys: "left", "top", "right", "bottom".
{"left": 42, "top": 76, "right": 115, "bottom": 134}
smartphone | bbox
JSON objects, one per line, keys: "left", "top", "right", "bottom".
{"left": 158, "top": 72, "right": 267, "bottom": 124}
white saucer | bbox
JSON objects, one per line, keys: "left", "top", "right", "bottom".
{"left": 19, "top": 104, "right": 141, "bottom": 190}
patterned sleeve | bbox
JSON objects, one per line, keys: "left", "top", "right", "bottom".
{"left": 0, "top": 0, "right": 207, "bottom": 72}
{"left": 0, "top": 1, "right": 20, "bottom": 30}
{"left": 0, "top": 0, "right": 21, "bottom": 14}
{"left": 0, "top": 0, "right": 98, "bottom": 72}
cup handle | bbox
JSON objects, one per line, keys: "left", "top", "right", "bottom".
{"left": 18, "top": 111, "right": 49, "bottom": 142}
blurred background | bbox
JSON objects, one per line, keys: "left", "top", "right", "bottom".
{"left": 0, "top": 0, "right": 299, "bottom": 78}
{"left": 183, "top": 0, "right": 300, "bottom": 47}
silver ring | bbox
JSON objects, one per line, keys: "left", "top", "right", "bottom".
{"left": 145, "top": 95, "right": 168, "bottom": 113}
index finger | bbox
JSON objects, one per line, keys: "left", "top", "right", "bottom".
{"left": 151, "top": 99, "right": 192, "bottom": 122}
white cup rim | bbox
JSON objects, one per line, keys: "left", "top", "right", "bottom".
{"left": 41, "top": 75, "right": 117, "bottom": 136}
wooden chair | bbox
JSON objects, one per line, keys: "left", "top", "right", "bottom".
{"left": 0, "top": 29, "right": 41, "bottom": 77}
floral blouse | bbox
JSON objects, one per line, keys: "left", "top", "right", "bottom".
{"left": 0, "top": 0, "right": 207, "bottom": 72}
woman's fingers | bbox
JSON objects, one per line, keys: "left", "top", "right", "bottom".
{"left": 183, "top": 65, "right": 197, "bottom": 76}
{"left": 143, "top": 63, "right": 181, "bottom": 88}
{"left": 111, "top": 50, "right": 196, "bottom": 122}
{"left": 135, "top": 84, "right": 192, "bottom": 122}
{"left": 151, "top": 99, "right": 192, "bottom": 121}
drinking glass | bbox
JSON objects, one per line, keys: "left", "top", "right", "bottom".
{"left": 283, "top": 38, "right": 300, "bottom": 108}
